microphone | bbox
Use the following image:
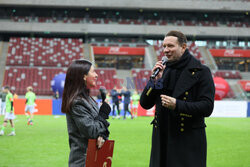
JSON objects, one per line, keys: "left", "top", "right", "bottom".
{"left": 99, "top": 87, "right": 106, "bottom": 102}
{"left": 146, "top": 56, "right": 168, "bottom": 96}
{"left": 150, "top": 56, "right": 168, "bottom": 79}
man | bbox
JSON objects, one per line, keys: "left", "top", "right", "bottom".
{"left": 0, "top": 87, "right": 7, "bottom": 116}
{"left": 131, "top": 90, "right": 140, "bottom": 117}
{"left": 110, "top": 86, "right": 121, "bottom": 118}
{"left": 25, "top": 86, "right": 36, "bottom": 125}
{"left": 121, "top": 87, "right": 133, "bottom": 119}
{"left": 0, "top": 90, "right": 1, "bottom": 115}
{"left": 54, "top": 90, "right": 59, "bottom": 99}
{"left": 0, "top": 86, "right": 15, "bottom": 136}
{"left": 140, "top": 30, "right": 215, "bottom": 167}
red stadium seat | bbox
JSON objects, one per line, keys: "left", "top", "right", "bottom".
{"left": 3, "top": 67, "right": 67, "bottom": 95}
{"left": 4, "top": 37, "right": 84, "bottom": 95}
{"left": 7, "top": 37, "right": 84, "bottom": 67}
{"left": 213, "top": 70, "right": 242, "bottom": 79}
{"left": 131, "top": 69, "right": 151, "bottom": 92}
{"left": 91, "top": 68, "right": 117, "bottom": 96}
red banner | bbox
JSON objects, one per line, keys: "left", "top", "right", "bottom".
{"left": 209, "top": 49, "right": 250, "bottom": 58}
{"left": 137, "top": 103, "right": 155, "bottom": 116}
{"left": 13, "top": 99, "right": 52, "bottom": 115}
{"left": 93, "top": 46, "right": 145, "bottom": 55}
{"left": 238, "top": 80, "right": 250, "bottom": 91}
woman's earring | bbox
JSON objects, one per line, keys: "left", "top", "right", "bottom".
{"left": 84, "top": 77, "right": 87, "bottom": 85}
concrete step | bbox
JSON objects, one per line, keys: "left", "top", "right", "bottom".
{"left": 240, "top": 72, "right": 250, "bottom": 80}
{"left": 228, "top": 81, "right": 248, "bottom": 100}
{"left": 199, "top": 46, "right": 218, "bottom": 70}
{"left": 0, "top": 42, "right": 8, "bottom": 87}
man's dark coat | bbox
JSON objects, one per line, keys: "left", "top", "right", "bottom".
{"left": 140, "top": 50, "right": 215, "bottom": 167}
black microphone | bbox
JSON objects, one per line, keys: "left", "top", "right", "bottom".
{"left": 150, "top": 56, "right": 168, "bottom": 79}
{"left": 99, "top": 87, "right": 106, "bottom": 102}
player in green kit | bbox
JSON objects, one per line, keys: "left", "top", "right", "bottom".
{"left": 0, "top": 86, "right": 15, "bottom": 136}
{"left": 131, "top": 90, "right": 140, "bottom": 118}
{"left": 25, "top": 86, "right": 36, "bottom": 125}
{"left": 0, "top": 87, "right": 7, "bottom": 116}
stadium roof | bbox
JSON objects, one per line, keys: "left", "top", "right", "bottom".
{"left": 0, "top": 0, "right": 249, "bottom": 12}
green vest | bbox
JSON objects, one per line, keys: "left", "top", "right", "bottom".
{"left": 5, "top": 92, "right": 14, "bottom": 113}
{"left": 132, "top": 94, "right": 140, "bottom": 105}
{"left": 25, "top": 91, "right": 36, "bottom": 105}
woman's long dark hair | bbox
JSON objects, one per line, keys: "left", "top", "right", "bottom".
{"left": 61, "top": 59, "right": 92, "bottom": 113}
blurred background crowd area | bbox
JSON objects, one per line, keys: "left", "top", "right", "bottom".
{"left": 0, "top": 0, "right": 249, "bottom": 101}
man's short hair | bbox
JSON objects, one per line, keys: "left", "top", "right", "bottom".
{"left": 4, "top": 86, "right": 10, "bottom": 90}
{"left": 166, "top": 30, "right": 187, "bottom": 46}
{"left": 27, "top": 86, "right": 33, "bottom": 91}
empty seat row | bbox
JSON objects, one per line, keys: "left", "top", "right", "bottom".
{"left": 3, "top": 67, "right": 67, "bottom": 95}
{"left": 3, "top": 67, "right": 118, "bottom": 96}
{"left": 95, "top": 69, "right": 117, "bottom": 90}
{"left": 131, "top": 69, "right": 151, "bottom": 91}
{"left": 7, "top": 37, "right": 84, "bottom": 67}
{"left": 10, "top": 16, "right": 249, "bottom": 28}
{"left": 213, "top": 70, "right": 242, "bottom": 79}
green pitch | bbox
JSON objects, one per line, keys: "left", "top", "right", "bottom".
{"left": 0, "top": 116, "right": 249, "bottom": 167}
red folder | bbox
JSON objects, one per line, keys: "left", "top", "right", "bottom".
{"left": 86, "top": 139, "right": 115, "bottom": 167}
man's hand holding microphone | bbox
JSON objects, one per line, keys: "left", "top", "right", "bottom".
{"left": 151, "top": 57, "right": 176, "bottom": 110}
{"left": 151, "top": 56, "right": 168, "bottom": 81}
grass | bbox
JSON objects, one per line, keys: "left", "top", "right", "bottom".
{"left": 0, "top": 116, "right": 249, "bottom": 167}
{"left": 206, "top": 118, "right": 250, "bottom": 167}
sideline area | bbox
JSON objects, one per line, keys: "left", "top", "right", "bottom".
{"left": 12, "top": 99, "right": 250, "bottom": 118}
{"left": 0, "top": 116, "right": 249, "bottom": 167}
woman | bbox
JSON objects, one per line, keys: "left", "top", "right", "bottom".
{"left": 62, "top": 59, "right": 111, "bottom": 167}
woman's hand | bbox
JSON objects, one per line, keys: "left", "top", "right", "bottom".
{"left": 99, "top": 102, "right": 111, "bottom": 119}
{"left": 97, "top": 136, "right": 105, "bottom": 149}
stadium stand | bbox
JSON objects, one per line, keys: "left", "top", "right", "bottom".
{"left": 3, "top": 37, "right": 84, "bottom": 95}
{"left": 89, "top": 68, "right": 118, "bottom": 96}
{"left": 7, "top": 37, "right": 84, "bottom": 67}
{"left": 0, "top": 0, "right": 249, "bottom": 100}
{"left": 131, "top": 69, "right": 151, "bottom": 91}
{"left": 95, "top": 68, "right": 117, "bottom": 90}
{"left": 213, "top": 70, "right": 242, "bottom": 79}
{"left": 3, "top": 67, "right": 67, "bottom": 95}
{"left": 3, "top": 37, "right": 120, "bottom": 96}
{"left": 8, "top": 16, "right": 250, "bottom": 28}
